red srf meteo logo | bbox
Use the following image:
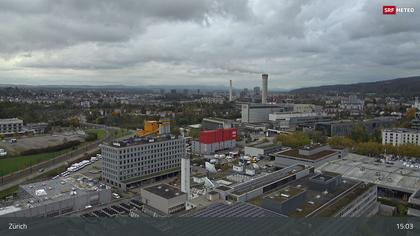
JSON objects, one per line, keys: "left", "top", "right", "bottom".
{"left": 383, "top": 6, "right": 415, "bottom": 15}
{"left": 383, "top": 6, "right": 396, "bottom": 14}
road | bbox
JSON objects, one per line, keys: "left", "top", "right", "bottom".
{"left": 0, "top": 124, "right": 133, "bottom": 192}
{"left": 0, "top": 145, "right": 101, "bottom": 192}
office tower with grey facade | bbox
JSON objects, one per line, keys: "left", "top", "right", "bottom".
{"left": 100, "top": 135, "right": 186, "bottom": 191}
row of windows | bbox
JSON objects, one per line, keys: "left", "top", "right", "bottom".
{"left": 121, "top": 160, "right": 179, "bottom": 170}
{"left": 120, "top": 164, "right": 179, "bottom": 180}
{"left": 118, "top": 150, "right": 183, "bottom": 159}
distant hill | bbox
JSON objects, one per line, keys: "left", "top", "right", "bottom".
{"left": 290, "top": 76, "right": 420, "bottom": 96}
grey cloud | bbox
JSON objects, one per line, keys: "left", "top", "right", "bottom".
{"left": 0, "top": 0, "right": 420, "bottom": 89}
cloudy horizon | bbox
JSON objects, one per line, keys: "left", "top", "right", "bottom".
{"left": 0, "top": 0, "right": 420, "bottom": 89}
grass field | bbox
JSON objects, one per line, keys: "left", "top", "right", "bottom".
{"left": 0, "top": 185, "right": 18, "bottom": 200}
{"left": 114, "top": 128, "right": 133, "bottom": 138}
{"left": 87, "top": 128, "right": 107, "bottom": 140}
{"left": 0, "top": 149, "right": 71, "bottom": 177}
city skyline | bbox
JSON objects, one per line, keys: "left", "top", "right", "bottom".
{"left": 0, "top": 0, "right": 420, "bottom": 89}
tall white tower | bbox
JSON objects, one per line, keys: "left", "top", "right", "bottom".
{"left": 261, "top": 74, "right": 268, "bottom": 104}
{"left": 229, "top": 80, "right": 233, "bottom": 102}
{"left": 181, "top": 155, "right": 190, "bottom": 199}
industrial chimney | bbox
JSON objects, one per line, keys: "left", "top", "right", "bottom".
{"left": 229, "top": 80, "right": 233, "bottom": 102}
{"left": 181, "top": 154, "right": 191, "bottom": 199}
{"left": 261, "top": 74, "right": 268, "bottom": 104}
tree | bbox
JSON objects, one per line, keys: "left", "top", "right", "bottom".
{"left": 307, "top": 131, "right": 327, "bottom": 144}
{"left": 399, "top": 107, "right": 417, "bottom": 128}
{"left": 276, "top": 132, "right": 311, "bottom": 148}
{"left": 69, "top": 117, "right": 80, "bottom": 128}
{"left": 351, "top": 123, "right": 369, "bottom": 143}
{"left": 328, "top": 136, "right": 355, "bottom": 149}
{"left": 354, "top": 142, "right": 384, "bottom": 156}
{"left": 188, "top": 128, "right": 200, "bottom": 139}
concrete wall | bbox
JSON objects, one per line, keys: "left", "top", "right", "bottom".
{"left": 140, "top": 188, "right": 186, "bottom": 215}
{"left": 2, "top": 189, "right": 111, "bottom": 217}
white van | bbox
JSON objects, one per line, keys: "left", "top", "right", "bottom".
{"left": 0, "top": 149, "right": 7, "bottom": 157}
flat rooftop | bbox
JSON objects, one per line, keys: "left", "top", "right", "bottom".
{"left": 185, "top": 202, "right": 284, "bottom": 217}
{"left": 314, "top": 183, "right": 375, "bottom": 217}
{"left": 246, "top": 142, "right": 281, "bottom": 149}
{"left": 203, "top": 117, "right": 233, "bottom": 122}
{"left": 105, "top": 134, "right": 182, "bottom": 148}
{"left": 316, "top": 120, "right": 352, "bottom": 125}
{"left": 20, "top": 174, "right": 106, "bottom": 201}
{"left": 317, "top": 153, "right": 420, "bottom": 193}
{"left": 248, "top": 174, "right": 365, "bottom": 217}
{"left": 0, "top": 175, "right": 110, "bottom": 216}
{"left": 301, "top": 143, "right": 324, "bottom": 151}
{"left": 216, "top": 186, "right": 232, "bottom": 191}
{"left": 383, "top": 128, "right": 420, "bottom": 134}
{"left": 0, "top": 118, "right": 23, "bottom": 124}
{"left": 143, "top": 184, "right": 185, "bottom": 199}
{"left": 277, "top": 149, "right": 337, "bottom": 161}
{"left": 231, "top": 165, "right": 306, "bottom": 195}
{"left": 264, "top": 186, "right": 305, "bottom": 204}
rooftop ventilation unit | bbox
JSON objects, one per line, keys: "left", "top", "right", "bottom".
{"left": 280, "top": 193, "right": 290, "bottom": 198}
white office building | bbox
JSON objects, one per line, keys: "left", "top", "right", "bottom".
{"left": 382, "top": 128, "right": 420, "bottom": 146}
{"left": 241, "top": 103, "right": 293, "bottom": 123}
{"left": 269, "top": 112, "right": 331, "bottom": 129}
{"left": 0, "top": 118, "right": 23, "bottom": 135}
{"left": 100, "top": 135, "right": 186, "bottom": 191}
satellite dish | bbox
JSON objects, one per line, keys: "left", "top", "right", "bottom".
{"left": 205, "top": 162, "right": 217, "bottom": 173}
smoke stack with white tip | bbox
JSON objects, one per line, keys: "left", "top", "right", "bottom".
{"left": 261, "top": 74, "right": 268, "bottom": 104}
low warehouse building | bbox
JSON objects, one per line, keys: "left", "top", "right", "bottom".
{"left": 0, "top": 175, "right": 112, "bottom": 217}
{"left": 141, "top": 184, "right": 187, "bottom": 215}
{"left": 217, "top": 164, "right": 313, "bottom": 202}
{"left": 254, "top": 172, "right": 378, "bottom": 217}
{"left": 244, "top": 142, "right": 283, "bottom": 157}
{"left": 273, "top": 144, "right": 346, "bottom": 168}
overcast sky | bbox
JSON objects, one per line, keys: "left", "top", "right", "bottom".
{"left": 0, "top": 0, "right": 419, "bottom": 89}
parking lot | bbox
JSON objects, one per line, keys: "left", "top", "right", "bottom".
{"left": 0, "top": 132, "right": 84, "bottom": 155}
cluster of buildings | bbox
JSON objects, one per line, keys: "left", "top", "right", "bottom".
{"left": 0, "top": 118, "right": 48, "bottom": 136}
{"left": 3, "top": 74, "right": 420, "bottom": 221}
{"left": 0, "top": 175, "right": 112, "bottom": 217}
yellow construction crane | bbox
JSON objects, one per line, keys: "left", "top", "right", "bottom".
{"left": 136, "top": 120, "right": 170, "bottom": 137}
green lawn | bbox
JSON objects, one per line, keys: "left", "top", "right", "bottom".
{"left": 114, "top": 128, "right": 134, "bottom": 138}
{"left": 0, "top": 149, "right": 70, "bottom": 177}
{"left": 0, "top": 185, "right": 18, "bottom": 200}
{"left": 87, "top": 128, "right": 107, "bottom": 139}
